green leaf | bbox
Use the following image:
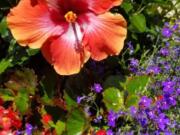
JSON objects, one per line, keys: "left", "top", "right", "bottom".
{"left": 55, "top": 121, "right": 66, "bottom": 135}
{"left": 64, "top": 92, "right": 78, "bottom": 111}
{"left": 5, "top": 68, "right": 37, "bottom": 95}
{"left": 125, "top": 75, "right": 150, "bottom": 94}
{"left": 27, "top": 48, "right": 40, "bottom": 56}
{"left": 121, "top": 2, "right": 133, "bottom": 13}
{"left": 103, "top": 87, "right": 124, "bottom": 112}
{"left": 0, "top": 88, "right": 14, "bottom": 101}
{"left": 14, "top": 89, "right": 29, "bottom": 113}
{"left": 40, "top": 91, "right": 53, "bottom": 105}
{"left": 125, "top": 95, "right": 139, "bottom": 108}
{"left": 129, "top": 13, "right": 147, "bottom": 33}
{"left": 0, "top": 59, "right": 12, "bottom": 74}
{"left": 0, "top": 17, "right": 8, "bottom": 37}
{"left": 66, "top": 109, "right": 87, "bottom": 135}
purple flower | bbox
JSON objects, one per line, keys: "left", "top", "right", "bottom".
{"left": 164, "top": 131, "right": 173, "bottom": 135}
{"left": 161, "top": 27, "right": 172, "bottom": 38}
{"left": 154, "top": 130, "right": 160, "bottom": 135}
{"left": 146, "top": 65, "right": 161, "bottom": 75}
{"left": 146, "top": 109, "right": 156, "bottom": 119}
{"left": 107, "top": 129, "right": 114, "bottom": 135}
{"left": 175, "top": 66, "right": 180, "bottom": 72}
{"left": 162, "top": 80, "right": 175, "bottom": 94}
{"left": 170, "top": 121, "right": 177, "bottom": 128}
{"left": 164, "top": 22, "right": 170, "bottom": 27}
{"left": 124, "top": 131, "right": 134, "bottom": 135}
{"left": 107, "top": 110, "right": 118, "bottom": 127}
{"left": 127, "top": 41, "right": 134, "bottom": 55}
{"left": 15, "top": 131, "right": 23, "bottom": 135}
{"left": 165, "top": 42, "right": 170, "bottom": 46}
{"left": 159, "top": 47, "right": 169, "bottom": 56}
{"left": 91, "top": 83, "right": 103, "bottom": 93}
{"left": 25, "top": 123, "right": 33, "bottom": 135}
{"left": 166, "top": 96, "right": 176, "bottom": 106}
{"left": 172, "top": 24, "right": 179, "bottom": 31}
{"left": 94, "top": 115, "right": 102, "bottom": 123}
{"left": 139, "top": 96, "right": 152, "bottom": 108}
{"left": 138, "top": 117, "right": 148, "bottom": 127}
{"left": 130, "top": 58, "right": 139, "bottom": 67}
{"left": 129, "top": 58, "right": 139, "bottom": 73}
{"left": 130, "top": 106, "right": 137, "bottom": 117}
{"left": 76, "top": 96, "right": 86, "bottom": 104}
{"left": 162, "top": 62, "right": 171, "bottom": 71}
{"left": 160, "top": 100, "right": 170, "bottom": 110}
{"left": 155, "top": 113, "right": 170, "bottom": 130}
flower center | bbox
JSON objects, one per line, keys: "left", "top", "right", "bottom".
{"left": 64, "top": 11, "right": 77, "bottom": 23}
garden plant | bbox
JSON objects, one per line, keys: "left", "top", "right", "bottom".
{"left": 0, "top": 0, "right": 179, "bottom": 135}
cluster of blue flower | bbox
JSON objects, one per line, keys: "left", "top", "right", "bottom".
{"left": 93, "top": 20, "right": 179, "bottom": 135}
{"left": 124, "top": 20, "right": 179, "bottom": 135}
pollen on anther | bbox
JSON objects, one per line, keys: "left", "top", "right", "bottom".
{"left": 64, "top": 11, "right": 77, "bottom": 23}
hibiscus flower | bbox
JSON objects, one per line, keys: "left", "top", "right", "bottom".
{"left": 7, "top": 0, "right": 127, "bottom": 75}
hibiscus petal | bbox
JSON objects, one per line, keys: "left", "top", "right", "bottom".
{"left": 41, "top": 23, "right": 90, "bottom": 75}
{"left": 83, "top": 12, "right": 127, "bottom": 61}
{"left": 87, "top": 0, "right": 123, "bottom": 14}
{"left": 7, "top": 0, "right": 65, "bottom": 49}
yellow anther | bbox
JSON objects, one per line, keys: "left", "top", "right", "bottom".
{"left": 64, "top": 11, "right": 77, "bottom": 23}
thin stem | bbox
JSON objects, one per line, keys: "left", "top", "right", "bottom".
{"left": 71, "top": 23, "right": 82, "bottom": 52}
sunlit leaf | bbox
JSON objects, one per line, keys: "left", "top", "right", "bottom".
{"left": 14, "top": 89, "right": 29, "bottom": 113}
{"left": 103, "top": 87, "right": 124, "bottom": 112}
{"left": 64, "top": 91, "right": 77, "bottom": 111}
{"left": 0, "top": 17, "right": 8, "bottom": 37}
{"left": 0, "top": 88, "right": 14, "bottom": 101}
{"left": 0, "top": 59, "right": 12, "bottom": 74}
{"left": 55, "top": 121, "right": 66, "bottom": 135}
{"left": 129, "top": 13, "right": 147, "bottom": 33}
{"left": 125, "top": 95, "right": 139, "bottom": 108}
{"left": 125, "top": 75, "right": 150, "bottom": 94}
{"left": 66, "top": 108, "right": 87, "bottom": 135}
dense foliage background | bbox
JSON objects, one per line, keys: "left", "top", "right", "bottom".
{"left": 0, "top": 0, "right": 179, "bottom": 134}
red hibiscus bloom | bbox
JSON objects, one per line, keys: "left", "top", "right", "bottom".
{"left": 7, "top": 0, "right": 127, "bottom": 75}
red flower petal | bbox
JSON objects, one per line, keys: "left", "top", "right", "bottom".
{"left": 87, "top": 0, "right": 123, "bottom": 14}
{"left": 7, "top": 0, "right": 65, "bottom": 49}
{"left": 41, "top": 23, "right": 90, "bottom": 75}
{"left": 96, "top": 129, "right": 106, "bottom": 135}
{"left": 42, "top": 114, "right": 52, "bottom": 124}
{"left": 83, "top": 12, "right": 127, "bottom": 61}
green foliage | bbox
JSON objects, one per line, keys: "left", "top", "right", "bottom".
{"left": 125, "top": 75, "right": 151, "bottom": 94}
{"left": 103, "top": 87, "right": 124, "bottom": 112}
{"left": 129, "top": 13, "right": 147, "bottom": 33}
{"left": 64, "top": 91, "right": 78, "bottom": 111}
{"left": 0, "top": 17, "right": 8, "bottom": 37}
{"left": 66, "top": 109, "right": 88, "bottom": 135}
{"left": 0, "top": 58, "right": 12, "bottom": 74}
{"left": 0, "top": 88, "right": 14, "bottom": 101}
{"left": 55, "top": 121, "right": 66, "bottom": 135}
{"left": 125, "top": 95, "right": 139, "bottom": 108}
{"left": 14, "top": 89, "right": 29, "bottom": 113}
{"left": 102, "top": 75, "right": 150, "bottom": 110}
